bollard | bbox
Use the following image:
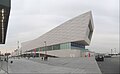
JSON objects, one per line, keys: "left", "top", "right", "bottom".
{"left": 10, "top": 61, "right": 13, "bottom": 64}
{"left": 88, "top": 52, "right": 90, "bottom": 57}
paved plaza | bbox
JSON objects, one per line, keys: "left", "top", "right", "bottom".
{"left": 0, "top": 57, "right": 101, "bottom": 74}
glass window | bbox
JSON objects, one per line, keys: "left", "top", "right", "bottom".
{"left": 53, "top": 44, "right": 60, "bottom": 50}
{"left": 71, "top": 42, "right": 85, "bottom": 49}
{"left": 60, "top": 43, "right": 71, "bottom": 49}
{"left": 47, "top": 46, "right": 52, "bottom": 51}
{"left": 36, "top": 48, "right": 39, "bottom": 52}
{"left": 88, "top": 20, "right": 93, "bottom": 40}
{"left": 41, "top": 47, "right": 45, "bottom": 51}
{"left": 39, "top": 47, "right": 42, "bottom": 51}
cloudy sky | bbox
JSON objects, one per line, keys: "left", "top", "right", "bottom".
{"left": 0, "top": 0, "right": 119, "bottom": 54}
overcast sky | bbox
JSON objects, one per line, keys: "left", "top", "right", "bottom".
{"left": 0, "top": 0, "right": 119, "bottom": 54}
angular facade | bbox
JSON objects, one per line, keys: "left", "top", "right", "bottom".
{"left": 0, "top": 0, "right": 11, "bottom": 44}
{"left": 17, "top": 11, "right": 94, "bottom": 57}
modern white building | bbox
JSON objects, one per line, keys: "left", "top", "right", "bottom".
{"left": 13, "top": 11, "right": 94, "bottom": 57}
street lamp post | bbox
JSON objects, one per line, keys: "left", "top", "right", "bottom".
{"left": 114, "top": 48, "right": 117, "bottom": 55}
{"left": 44, "top": 41, "right": 47, "bottom": 60}
{"left": 6, "top": 49, "right": 8, "bottom": 74}
{"left": 111, "top": 49, "right": 112, "bottom": 55}
{"left": 39, "top": 48, "right": 41, "bottom": 58}
{"left": 44, "top": 41, "right": 47, "bottom": 55}
{"left": 17, "top": 41, "right": 19, "bottom": 58}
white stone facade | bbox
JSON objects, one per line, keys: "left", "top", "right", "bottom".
{"left": 14, "top": 11, "right": 94, "bottom": 57}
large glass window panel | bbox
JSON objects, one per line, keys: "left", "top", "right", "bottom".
{"left": 71, "top": 42, "right": 85, "bottom": 49}
{"left": 86, "top": 27, "right": 90, "bottom": 37}
{"left": 47, "top": 46, "right": 52, "bottom": 51}
{"left": 88, "top": 20, "right": 93, "bottom": 40}
{"left": 36, "top": 48, "right": 40, "bottom": 52}
{"left": 60, "top": 43, "right": 71, "bottom": 49}
{"left": 53, "top": 44, "right": 60, "bottom": 50}
{"left": 41, "top": 47, "right": 45, "bottom": 51}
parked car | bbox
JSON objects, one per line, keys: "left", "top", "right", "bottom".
{"left": 95, "top": 54, "right": 104, "bottom": 61}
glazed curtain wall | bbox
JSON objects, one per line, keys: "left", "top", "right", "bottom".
{"left": 28, "top": 42, "right": 85, "bottom": 52}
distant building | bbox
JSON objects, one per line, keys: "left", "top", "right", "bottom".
{"left": 0, "top": 0, "right": 11, "bottom": 44}
{"left": 14, "top": 11, "right": 94, "bottom": 57}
